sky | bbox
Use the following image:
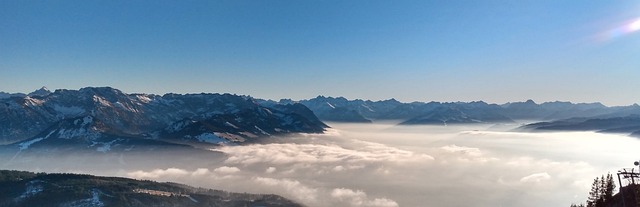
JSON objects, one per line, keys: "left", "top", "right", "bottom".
{"left": 1, "top": 0, "right": 639, "bottom": 106}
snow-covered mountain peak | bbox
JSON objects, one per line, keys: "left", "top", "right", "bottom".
{"left": 27, "top": 86, "right": 51, "bottom": 97}
{"left": 0, "top": 87, "right": 329, "bottom": 146}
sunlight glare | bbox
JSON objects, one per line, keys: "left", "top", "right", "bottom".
{"left": 629, "top": 19, "right": 640, "bottom": 31}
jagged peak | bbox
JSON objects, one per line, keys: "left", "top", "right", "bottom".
{"left": 468, "top": 100, "right": 488, "bottom": 105}
{"left": 310, "top": 96, "right": 350, "bottom": 103}
{"left": 381, "top": 98, "right": 401, "bottom": 103}
{"left": 27, "top": 86, "right": 52, "bottom": 97}
{"left": 37, "top": 86, "right": 49, "bottom": 91}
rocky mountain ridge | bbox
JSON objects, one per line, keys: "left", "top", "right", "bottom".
{"left": 0, "top": 87, "right": 328, "bottom": 149}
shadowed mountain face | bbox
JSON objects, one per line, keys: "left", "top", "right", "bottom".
{"left": 0, "top": 87, "right": 328, "bottom": 147}
{"left": 0, "top": 170, "right": 302, "bottom": 207}
{"left": 5, "top": 115, "right": 194, "bottom": 154}
{"left": 519, "top": 115, "right": 640, "bottom": 136}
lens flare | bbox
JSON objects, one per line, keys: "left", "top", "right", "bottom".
{"left": 599, "top": 17, "right": 640, "bottom": 42}
{"left": 630, "top": 19, "right": 640, "bottom": 31}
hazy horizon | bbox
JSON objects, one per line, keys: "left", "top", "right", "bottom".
{"left": 2, "top": 85, "right": 638, "bottom": 107}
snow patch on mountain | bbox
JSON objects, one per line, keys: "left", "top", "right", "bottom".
{"left": 60, "top": 189, "right": 105, "bottom": 207}
{"left": 18, "top": 138, "right": 44, "bottom": 150}
{"left": 135, "top": 94, "right": 153, "bottom": 103}
{"left": 239, "top": 132, "right": 258, "bottom": 138}
{"left": 93, "top": 139, "right": 122, "bottom": 152}
{"left": 15, "top": 180, "right": 44, "bottom": 201}
{"left": 114, "top": 101, "right": 138, "bottom": 113}
{"left": 92, "top": 95, "right": 112, "bottom": 107}
{"left": 326, "top": 102, "right": 336, "bottom": 109}
{"left": 24, "top": 96, "right": 44, "bottom": 106}
{"left": 255, "top": 126, "right": 271, "bottom": 136}
{"left": 361, "top": 104, "right": 374, "bottom": 112}
{"left": 17, "top": 128, "right": 57, "bottom": 150}
{"left": 225, "top": 122, "right": 239, "bottom": 129}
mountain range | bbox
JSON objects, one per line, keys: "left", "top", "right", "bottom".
{"left": 519, "top": 115, "right": 640, "bottom": 137}
{"left": 260, "top": 96, "right": 640, "bottom": 125}
{"left": 3, "top": 86, "right": 640, "bottom": 152}
{"left": 0, "top": 87, "right": 327, "bottom": 153}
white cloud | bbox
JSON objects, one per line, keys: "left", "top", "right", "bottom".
{"left": 191, "top": 168, "right": 211, "bottom": 176}
{"left": 331, "top": 188, "right": 399, "bottom": 207}
{"left": 127, "top": 168, "right": 189, "bottom": 179}
{"left": 216, "top": 142, "right": 433, "bottom": 166}
{"left": 213, "top": 166, "right": 241, "bottom": 174}
{"left": 441, "top": 145, "right": 483, "bottom": 157}
{"left": 266, "top": 167, "right": 277, "bottom": 173}
{"left": 520, "top": 172, "right": 551, "bottom": 183}
{"left": 253, "top": 177, "right": 319, "bottom": 203}
{"left": 439, "top": 144, "right": 498, "bottom": 163}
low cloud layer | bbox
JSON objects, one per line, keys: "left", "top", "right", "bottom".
{"left": 127, "top": 167, "right": 398, "bottom": 207}
{"left": 6, "top": 123, "right": 640, "bottom": 207}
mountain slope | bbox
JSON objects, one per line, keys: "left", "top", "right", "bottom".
{"left": 0, "top": 170, "right": 302, "bottom": 207}
{"left": 9, "top": 115, "right": 192, "bottom": 154}
{"left": 157, "top": 104, "right": 327, "bottom": 146}
{"left": 519, "top": 115, "right": 640, "bottom": 136}
{"left": 0, "top": 87, "right": 328, "bottom": 144}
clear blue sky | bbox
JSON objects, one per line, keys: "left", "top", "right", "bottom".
{"left": 1, "top": 0, "right": 639, "bottom": 106}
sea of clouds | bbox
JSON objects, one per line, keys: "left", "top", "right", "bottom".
{"left": 5, "top": 122, "right": 640, "bottom": 207}
{"left": 123, "top": 123, "right": 640, "bottom": 207}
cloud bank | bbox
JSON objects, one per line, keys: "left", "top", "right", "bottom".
{"left": 9, "top": 123, "right": 640, "bottom": 207}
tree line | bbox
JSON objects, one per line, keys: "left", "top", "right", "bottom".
{"left": 571, "top": 173, "right": 616, "bottom": 207}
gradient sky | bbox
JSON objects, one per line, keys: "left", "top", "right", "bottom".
{"left": 1, "top": 1, "right": 639, "bottom": 106}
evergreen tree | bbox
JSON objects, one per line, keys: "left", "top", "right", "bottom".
{"left": 596, "top": 175, "right": 606, "bottom": 207}
{"left": 587, "top": 177, "right": 601, "bottom": 207}
{"left": 604, "top": 173, "right": 616, "bottom": 203}
{"left": 584, "top": 173, "right": 616, "bottom": 207}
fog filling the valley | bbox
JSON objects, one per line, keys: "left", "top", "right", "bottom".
{"left": 5, "top": 122, "right": 640, "bottom": 207}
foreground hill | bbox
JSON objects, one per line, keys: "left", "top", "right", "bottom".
{"left": 0, "top": 87, "right": 327, "bottom": 147}
{"left": 0, "top": 170, "right": 302, "bottom": 207}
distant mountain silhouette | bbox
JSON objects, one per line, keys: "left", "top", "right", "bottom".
{"left": 260, "top": 96, "right": 640, "bottom": 126}
{"left": 520, "top": 115, "right": 640, "bottom": 137}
